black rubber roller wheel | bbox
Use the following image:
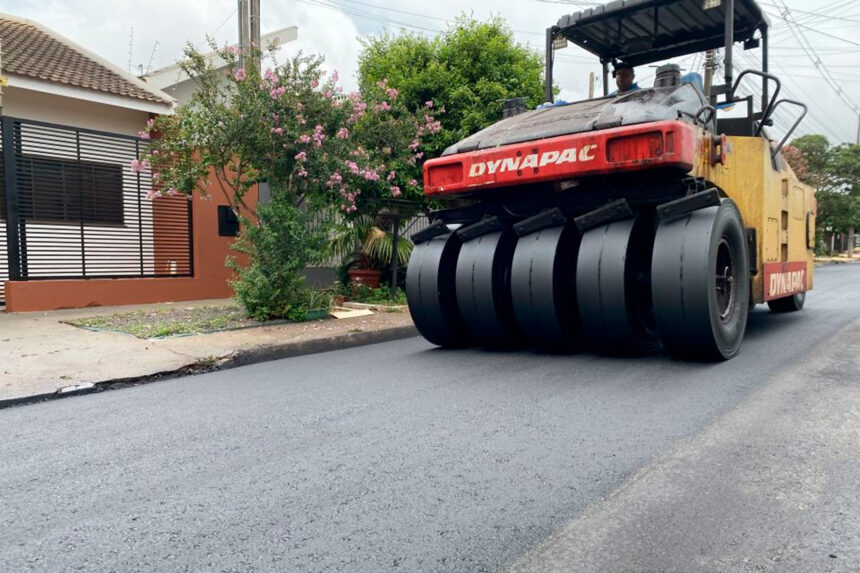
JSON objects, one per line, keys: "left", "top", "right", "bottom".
{"left": 510, "top": 224, "right": 584, "bottom": 352}
{"left": 767, "top": 292, "right": 805, "bottom": 312}
{"left": 455, "top": 229, "right": 522, "bottom": 348}
{"left": 651, "top": 199, "right": 750, "bottom": 361}
{"left": 577, "top": 213, "right": 661, "bottom": 355}
{"left": 406, "top": 231, "right": 471, "bottom": 347}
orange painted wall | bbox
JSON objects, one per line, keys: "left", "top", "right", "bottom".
{"left": 4, "top": 173, "right": 257, "bottom": 312}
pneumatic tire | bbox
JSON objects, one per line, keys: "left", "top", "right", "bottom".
{"left": 577, "top": 213, "right": 661, "bottom": 355}
{"left": 651, "top": 199, "right": 750, "bottom": 361}
{"left": 406, "top": 231, "right": 471, "bottom": 348}
{"left": 455, "top": 229, "right": 522, "bottom": 348}
{"left": 510, "top": 223, "right": 584, "bottom": 352}
{"left": 767, "top": 292, "right": 805, "bottom": 312}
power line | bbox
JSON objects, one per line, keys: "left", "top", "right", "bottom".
{"left": 773, "top": 0, "right": 860, "bottom": 117}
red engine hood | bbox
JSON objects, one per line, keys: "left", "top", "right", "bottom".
{"left": 423, "top": 120, "right": 698, "bottom": 196}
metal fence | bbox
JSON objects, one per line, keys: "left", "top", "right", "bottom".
{"left": 1, "top": 116, "right": 194, "bottom": 304}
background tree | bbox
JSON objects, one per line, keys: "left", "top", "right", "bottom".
{"left": 785, "top": 134, "right": 860, "bottom": 254}
{"left": 134, "top": 41, "right": 439, "bottom": 319}
{"left": 357, "top": 16, "right": 546, "bottom": 157}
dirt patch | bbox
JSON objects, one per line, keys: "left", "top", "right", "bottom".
{"left": 64, "top": 304, "right": 271, "bottom": 339}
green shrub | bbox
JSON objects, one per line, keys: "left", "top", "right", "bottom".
{"left": 348, "top": 284, "right": 408, "bottom": 305}
{"left": 229, "top": 199, "right": 329, "bottom": 321}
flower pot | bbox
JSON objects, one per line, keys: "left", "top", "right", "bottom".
{"left": 347, "top": 268, "right": 383, "bottom": 289}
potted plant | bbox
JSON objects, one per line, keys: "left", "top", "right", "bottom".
{"left": 328, "top": 213, "right": 413, "bottom": 290}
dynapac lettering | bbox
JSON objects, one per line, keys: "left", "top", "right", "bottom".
{"left": 769, "top": 269, "right": 805, "bottom": 298}
{"left": 468, "top": 145, "right": 599, "bottom": 177}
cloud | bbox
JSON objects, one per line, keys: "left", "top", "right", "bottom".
{"left": 2, "top": 0, "right": 858, "bottom": 143}
{"left": 263, "top": 2, "right": 362, "bottom": 92}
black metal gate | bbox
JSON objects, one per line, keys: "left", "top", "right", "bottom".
{"left": 0, "top": 116, "right": 194, "bottom": 304}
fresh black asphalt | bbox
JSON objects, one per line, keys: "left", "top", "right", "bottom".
{"left": 1, "top": 264, "right": 858, "bottom": 572}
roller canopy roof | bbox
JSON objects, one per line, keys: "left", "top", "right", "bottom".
{"left": 556, "top": 0, "right": 769, "bottom": 67}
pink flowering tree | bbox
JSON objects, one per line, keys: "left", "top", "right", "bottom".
{"left": 133, "top": 41, "right": 439, "bottom": 318}
{"left": 137, "top": 41, "right": 437, "bottom": 220}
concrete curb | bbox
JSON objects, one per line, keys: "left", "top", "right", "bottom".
{"left": 0, "top": 324, "right": 419, "bottom": 410}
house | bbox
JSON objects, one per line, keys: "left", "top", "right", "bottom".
{"left": 143, "top": 25, "right": 298, "bottom": 106}
{"left": 0, "top": 13, "right": 253, "bottom": 312}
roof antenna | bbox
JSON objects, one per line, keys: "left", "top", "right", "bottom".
{"left": 145, "top": 41, "right": 159, "bottom": 75}
{"left": 127, "top": 26, "right": 134, "bottom": 73}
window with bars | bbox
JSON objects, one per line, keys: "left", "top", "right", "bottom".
{"left": 14, "top": 155, "right": 124, "bottom": 225}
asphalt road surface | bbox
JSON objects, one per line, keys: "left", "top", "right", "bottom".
{"left": 2, "top": 264, "right": 859, "bottom": 572}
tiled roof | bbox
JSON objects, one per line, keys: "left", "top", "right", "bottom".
{"left": 0, "top": 14, "right": 173, "bottom": 106}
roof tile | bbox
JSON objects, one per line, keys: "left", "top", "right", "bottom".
{"left": 0, "top": 16, "right": 172, "bottom": 105}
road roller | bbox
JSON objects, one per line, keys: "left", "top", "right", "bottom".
{"left": 406, "top": 0, "right": 815, "bottom": 360}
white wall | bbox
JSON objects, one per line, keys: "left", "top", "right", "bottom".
{"left": 3, "top": 87, "right": 153, "bottom": 136}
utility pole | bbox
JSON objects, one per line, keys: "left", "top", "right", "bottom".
{"left": 238, "top": 0, "right": 261, "bottom": 73}
{"left": 588, "top": 71, "right": 595, "bottom": 99}
{"left": 238, "top": 0, "right": 250, "bottom": 69}
{"left": 250, "top": 0, "right": 261, "bottom": 55}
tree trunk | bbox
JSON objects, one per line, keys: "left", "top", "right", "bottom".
{"left": 849, "top": 226, "right": 856, "bottom": 259}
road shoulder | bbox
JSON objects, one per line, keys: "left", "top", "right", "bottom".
{"left": 511, "top": 318, "right": 860, "bottom": 573}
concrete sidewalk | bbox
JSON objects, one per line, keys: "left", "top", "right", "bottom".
{"left": 0, "top": 299, "right": 417, "bottom": 407}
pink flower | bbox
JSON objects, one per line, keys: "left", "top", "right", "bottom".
{"left": 425, "top": 100, "right": 434, "bottom": 108}
{"left": 138, "top": 131, "right": 151, "bottom": 140}
{"left": 386, "top": 87, "right": 399, "bottom": 100}
{"left": 310, "top": 78, "right": 319, "bottom": 88}
{"left": 294, "top": 151, "right": 307, "bottom": 162}
{"left": 297, "top": 134, "right": 312, "bottom": 144}
{"left": 297, "top": 169, "right": 308, "bottom": 178}
{"left": 130, "top": 159, "right": 144, "bottom": 173}
{"left": 347, "top": 161, "right": 360, "bottom": 174}
{"left": 270, "top": 127, "right": 284, "bottom": 135}
{"left": 166, "top": 188, "right": 179, "bottom": 196}
{"left": 336, "top": 127, "right": 349, "bottom": 139}
{"left": 146, "top": 189, "right": 158, "bottom": 200}
{"left": 390, "top": 186, "right": 402, "bottom": 198}
{"left": 327, "top": 172, "right": 343, "bottom": 187}
{"left": 409, "top": 179, "right": 418, "bottom": 187}
{"left": 376, "top": 79, "right": 388, "bottom": 89}
{"left": 234, "top": 68, "right": 247, "bottom": 82}
{"left": 312, "top": 125, "right": 325, "bottom": 147}
{"left": 387, "top": 171, "right": 396, "bottom": 181}
{"left": 375, "top": 101, "right": 392, "bottom": 112}
{"left": 332, "top": 70, "right": 339, "bottom": 82}
{"left": 414, "top": 152, "right": 424, "bottom": 160}
{"left": 409, "top": 139, "right": 420, "bottom": 151}
{"left": 146, "top": 118, "right": 155, "bottom": 129}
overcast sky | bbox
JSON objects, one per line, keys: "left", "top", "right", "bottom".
{"left": 3, "top": 0, "right": 859, "bottom": 144}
